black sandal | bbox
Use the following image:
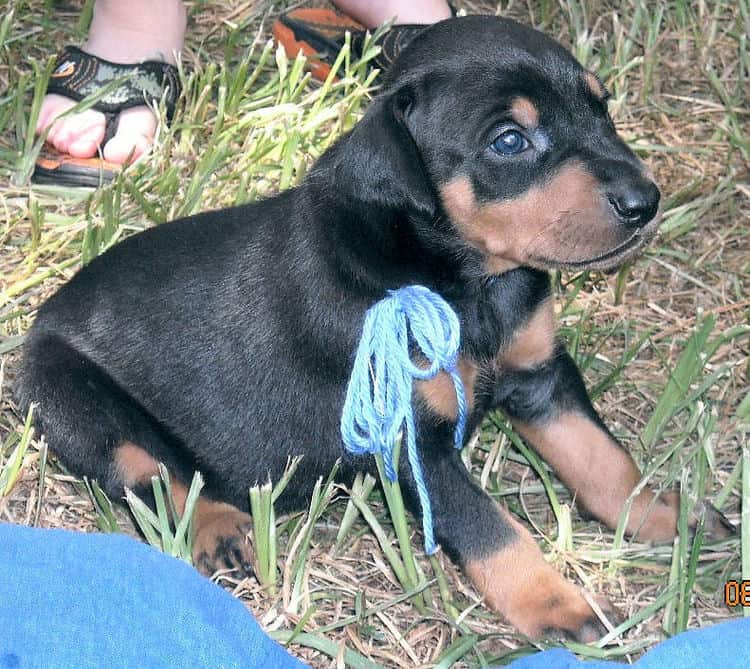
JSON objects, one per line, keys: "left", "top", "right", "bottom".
{"left": 33, "top": 46, "right": 181, "bottom": 188}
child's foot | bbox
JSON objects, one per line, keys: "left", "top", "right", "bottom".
{"left": 36, "top": 0, "right": 186, "bottom": 165}
{"left": 274, "top": 1, "right": 452, "bottom": 82}
{"left": 333, "top": 0, "right": 452, "bottom": 28}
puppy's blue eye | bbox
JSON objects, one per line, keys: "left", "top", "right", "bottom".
{"left": 491, "top": 130, "right": 529, "bottom": 155}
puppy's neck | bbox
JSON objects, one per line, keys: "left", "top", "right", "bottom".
{"left": 307, "top": 189, "right": 458, "bottom": 290}
{"left": 316, "top": 174, "right": 488, "bottom": 288}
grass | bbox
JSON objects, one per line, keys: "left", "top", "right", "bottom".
{"left": 1, "top": 0, "right": 748, "bottom": 666}
{"left": 125, "top": 465, "right": 204, "bottom": 562}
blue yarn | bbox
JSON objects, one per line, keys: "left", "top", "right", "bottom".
{"left": 340, "top": 285, "right": 467, "bottom": 554}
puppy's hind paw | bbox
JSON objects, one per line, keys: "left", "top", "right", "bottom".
{"left": 192, "top": 508, "right": 255, "bottom": 578}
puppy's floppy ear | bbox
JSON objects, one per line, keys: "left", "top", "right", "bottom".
{"left": 334, "top": 87, "right": 436, "bottom": 218}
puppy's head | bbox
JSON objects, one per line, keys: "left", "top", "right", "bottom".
{"left": 335, "top": 16, "right": 661, "bottom": 274}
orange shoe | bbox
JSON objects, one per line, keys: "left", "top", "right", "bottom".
{"left": 273, "top": 8, "right": 443, "bottom": 81}
{"left": 33, "top": 148, "right": 121, "bottom": 188}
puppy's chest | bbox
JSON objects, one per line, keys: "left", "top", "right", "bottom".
{"left": 461, "top": 335, "right": 553, "bottom": 414}
{"left": 414, "top": 345, "right": 525, "bottom": 426}
{"left": 417, "top": 298, "right": 556, "bottom": 423}
{"left": 457, "top": 275, "right": 555, "bottom": 366}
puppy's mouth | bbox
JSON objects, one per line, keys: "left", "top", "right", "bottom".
{"left": 530, "top": 227, "right": 653, "bottom": 272}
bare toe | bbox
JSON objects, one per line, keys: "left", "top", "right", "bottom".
{"left": 67, "top": 123, "right": 107, "bottom": 158}
{"left": 48, "top": 107, "right": 106, "bottom": 157}
{"left": 36, "top": 93, "right": 76, "bottom": 136}
{"left": 103, "top": 106, "right": 157, "bottom": 164}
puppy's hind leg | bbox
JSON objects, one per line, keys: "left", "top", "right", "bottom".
{"left": 17, "top": 334, "right": 254, "bottom": 576}
{"left": 114, "top": 444, "right": 256, "bottom": 579}
{"left": 17, "top": 334, "right": 180, "bottom": 497}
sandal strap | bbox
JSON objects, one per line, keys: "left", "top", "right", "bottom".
{"left": 46, "top": 46, "right": 181, "bottom": 119}
{"left": 350, "top": 24, "right": 431, "bottom": 71}
{"left": 278, "top": 4, "right": 457, "bottom": 74}
{"left": 363, "top": 2, "right": 457, "bottom": 69}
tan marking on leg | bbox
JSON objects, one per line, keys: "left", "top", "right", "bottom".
{"left": 169, "top": 479, "right": 243, "bottom": 538}
{"left": 515, "top": 413, "right": 678, "bottom": 541}
{"left": 465, "top": 509, "right": 610, "bottom": 640}
{"left": 584, "top": 71, "right": 606, "bottom": 99}
{"left": 113, "top": 444, "right": 255, "bottom": 572}
{"left": 416, "top": 358, "right": 477, "bottom": 420}
{"left": 510, "top": 96, "right": 539, "bottom": 128}
{"left": 191, "top": 501, "right": 254, "bottom": 576}
{"left": 500, "top": 297, "right": 556, "bottom": 369}
{"left": 114, "top": 441, "right": 159, "bottom": 487}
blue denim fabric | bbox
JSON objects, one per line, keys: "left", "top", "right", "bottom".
{"left": 0, "top": 524, "right": 307, "bottom": 669}
{"left": 506, "top": 617, "right": 749, "bottom": 669}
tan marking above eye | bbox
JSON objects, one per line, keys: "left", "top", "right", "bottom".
{"left": 584, "top": 71, "right": 606, "bottom": 99}
{"left": 510, "top": 97, "right": 539, "bottom": 128}
{"left": 500, "top": 297, "right": 556, "bottom": 369}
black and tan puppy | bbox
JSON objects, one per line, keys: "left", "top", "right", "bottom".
{"left": 18, "top": 16, "right": 732, "bottom": 641}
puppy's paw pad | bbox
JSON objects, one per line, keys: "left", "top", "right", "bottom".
{"left": 193, "top": 510, "right": 254, "bottom": 577}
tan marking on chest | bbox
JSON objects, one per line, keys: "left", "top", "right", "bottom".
{"left": 416, "top": 358, "right": 478, "bottom": 420}
{"left": 501, "top": 297, "right": 556, "bottom": 369}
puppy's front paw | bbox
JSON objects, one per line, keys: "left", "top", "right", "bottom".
{"left": 504, "top": 571, "right": 617, "bottom": 642}
{"left": 695, "top": 501, "right": 736, "bottom": 541}
{"left": 192, "top": 508, "right": 255, "bottom": 577}
{"left": 466, "top": 529, "right": 618, "bottom": 642}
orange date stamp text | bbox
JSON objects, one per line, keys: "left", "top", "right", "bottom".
{"left": 724, "top": 580, "right": 750, "bottom": 607}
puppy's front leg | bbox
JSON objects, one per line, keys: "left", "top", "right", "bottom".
{"left": 413, "top": 445, "right": 611, "bottom": 641}
{"left": 495, "top": 300, "right": 734, "bottom": 541}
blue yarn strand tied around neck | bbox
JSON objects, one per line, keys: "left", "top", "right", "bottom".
{"left": 340, "top": 285, "right": 467, "bottom": 555}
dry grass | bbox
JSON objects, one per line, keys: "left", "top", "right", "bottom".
{"left": 1, "top": 1, "right": 748, "bottom": 667}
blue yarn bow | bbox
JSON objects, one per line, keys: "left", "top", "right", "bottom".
{"left": 340, "top": 285, "right": 467, "bottom": 554}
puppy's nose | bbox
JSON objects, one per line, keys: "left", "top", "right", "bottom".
{"left": 607, "top": 178, "right": 660, "bottom": 228}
